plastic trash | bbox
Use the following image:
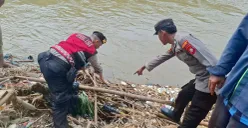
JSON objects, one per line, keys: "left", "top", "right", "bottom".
{"left": 27, "top": 55, "right": 34, "bottom": 60}
{"left": 120, "top": 81, "right": 127, "bottom": 86}
{"left": 102, "top": 105, "right": 120, "bottom": 114}
{"left": 4, "top": 53, "right": 13, "bottom": 60}
{"left": 73, "top": 81, "right": 79, "bottom": 90}
{"left": 145, "top": 101, "right": 154, "bottom": 106}
{"left": 131, "top": 84, "right": 136, "bottom": 88}
{"left": 157, "top": 88, "right": 167, "bottom": 93}
{"left": 8, "top": 124, "right": 17, "bottom": 128}
{"left": 170, "top": 98, "right": 175, "bottom": 102}
{"left": 145, "top": 83, "right": 153, "bottom": 86}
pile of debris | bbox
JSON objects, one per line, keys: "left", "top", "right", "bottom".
{"left": 0, "top": 66, "right": 209, "bottom": 128}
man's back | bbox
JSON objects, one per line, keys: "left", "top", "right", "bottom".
{"left": 168, "top": 31, "right": 217, "bottom": 92}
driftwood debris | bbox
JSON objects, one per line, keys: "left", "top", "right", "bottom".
{"left": 0, "top": 89, "right": 15, "bottom": 106}
{"left": 15, "top": 97, "right": 37, "bottom": 110}
{"left": 79, "top": 85, "right": 173, "bottom": 105}
{"left": 0, "top": 77, "right": 13, "bottom": 82}
{"left": 14, "top": 76, "right": 46, "bottom": 83}
{"left": 0, "top": 89, "right": 37, "bottom": 110}
{"left": 0, "top": 66, "right": 211, "bottom": 128}
{"left": 0, "top": 79, "right": 10, "bottom": 85}
{"left": 10, "top": 75, "right": 173, "bottom": 105}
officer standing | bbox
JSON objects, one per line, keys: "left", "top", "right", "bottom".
{"left": 135, "top": 19, "right": 217, "bottom": 128}
{"left": 0, "top": 0, "right": 5, "bottom": 68}
{"left": 0, "top": 0, "right": 13, "bottom": 68}
{"left": 38, "top": 31, "right": 107, "bottom": 128}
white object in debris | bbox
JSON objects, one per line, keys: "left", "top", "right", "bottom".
{"left": 170, "top": 90, "right": 175, "bottom": 94}
{"left": 141, "top": 85, "right": 146, "bottom": 87}
{"left": 146, "top": 101, "right": 154, "bottom": 105}
{"left": 120, "top": 81, "right": 127, "bottom": 86}
{"left": 29, "top": 81, "right": 37, "bottom": 86}
{"left": 157, "top": 88, "right": 167, "bottom": 93}
{"left": 147, "top": 85, "right": 154, "bottom": 89}
{"left": 131, "top": 84, "right": 136, "bottom": 88}
{"left": 39, "top": 77, "right": 45, "bottom": 80}
{"left": 8, "top": 124, "right": 17, "bottom": 128}
{"left": 170, "top": 98, "right": 175, "bottom": 102}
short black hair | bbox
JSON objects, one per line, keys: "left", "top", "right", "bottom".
{"left": 93, "top": 31, "right": 107, "bottom": 43}
{"left": 154, "top": 18, "right": 177, "bottom": 35}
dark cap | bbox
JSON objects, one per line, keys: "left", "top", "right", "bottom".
{"left": 93, "top": 31, "right": 107, "bottom": 44}
{"left": 154, "top": 18, "right": 177, "bottom": 35}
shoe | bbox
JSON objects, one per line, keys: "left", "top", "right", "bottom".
{"left": 161, "top": 107, "right": 179, "bottom": 123}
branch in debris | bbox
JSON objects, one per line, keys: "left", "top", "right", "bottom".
{"left": 0, "top": 89, "right": 15, "bottom": 106}
{"left": 14, "top": 96, "right": 37, "bottom": 110}
{"left": 0, "top": 89, "right": 37, "bottom": 110}
{"left": 0, "top": 79, "right": 10, "bottom": 86}
{"left": 0, "top": 77, "right": 14, "bottom": 82}
{"left": 85, "top": 72, "right": 98, "bottom": 125}
{"left": 32, "top": 94, "right": 43, "bottom": 104}
{"left": 200, "top": 121, "right": 208, "bottom": 127}
{"left": 119, "top": 107, "right": 179, "bottom": 126}
{"left": 15, "top": 60, "right": 34, "bottom": 63}
{"left": 14, "top": 76, "right": 46, "bottom": 83}
{"left": 68, "top": 116, "right": 85, "bottom": 127}
{"left": 79, "top": 85, "right": 173, "bottom": 105}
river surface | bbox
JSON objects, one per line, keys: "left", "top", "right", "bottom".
{"left": 0, "top": 0, "right": 247, "bottom": 86}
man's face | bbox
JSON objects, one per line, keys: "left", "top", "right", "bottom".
{"left": 0, "top": 0, "right": 4, "bottom": 7}
{"left": 158, "top": 30, "right": 170, "bottom": 45}
{"left": 93, "top": 40, "right": 102, "bottom": 49}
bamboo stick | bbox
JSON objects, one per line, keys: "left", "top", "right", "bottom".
{"left": 0, "top": 79, "right": 10, "bottom": 85}
{"left": 15, "top": 97, "right": 37, "bottom": 110}
{"left": 14, "top": 76, "right": 173, "bottom": 105}
{"left": 15, "top": 60, "right": 34, "bottom": 63}
{"left": 85, "top": 72, "right": 98, "bottom": 125}
{"left": 0, "top": 77, "right": 13, "bottom": 82}
{"left": 0, "top": 89, "right": 37, "bottom": 110}
{"left": 0, "top": 89, "right": 15, "bottom": 106}
{"left": 78, "top": 85, "right": 173, "bottom": 105}
{"left": 68, "top": 116, "right": 85, "bottom": 127}
{"left": 200, "top": 121, "right": 208, "bottom": 127}
{"left": 14, "top": 76, "right": 46, "bottom": 83}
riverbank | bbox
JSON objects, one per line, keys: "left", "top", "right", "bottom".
{"left": 0, "top": 65, "right": 211, "bottom": 128}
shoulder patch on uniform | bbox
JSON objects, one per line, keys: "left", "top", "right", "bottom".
{"left": 182, "top": 40, "right": 196, "bottom": 55}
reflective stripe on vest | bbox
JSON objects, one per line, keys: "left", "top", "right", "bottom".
{"left": 51, "top": 45, "right": 75, "bottom": 66}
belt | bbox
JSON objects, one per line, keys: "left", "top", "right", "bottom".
{"left": 47, "top": 51, "right": 71, "bottom": 71}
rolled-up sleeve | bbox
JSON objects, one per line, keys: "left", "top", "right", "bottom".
{"left": 207, "top": 14, "right": 248, "bottom": 76}
{"left": 87, "top": 54, "right": 103, "bottom": 74}
{"left": 145, "top": 49, "right": 175, "bottom": 71}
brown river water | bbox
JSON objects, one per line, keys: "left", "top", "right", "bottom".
{"left": 0, "top": 0, "right": 247, "bottom": 86}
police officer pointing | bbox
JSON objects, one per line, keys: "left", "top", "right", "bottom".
{"left": 135, "top": 19, "right": 217, "bottom": 128}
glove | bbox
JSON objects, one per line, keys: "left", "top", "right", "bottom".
{"left": 73, "top": 81, "right": 79, "bottom": 91}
